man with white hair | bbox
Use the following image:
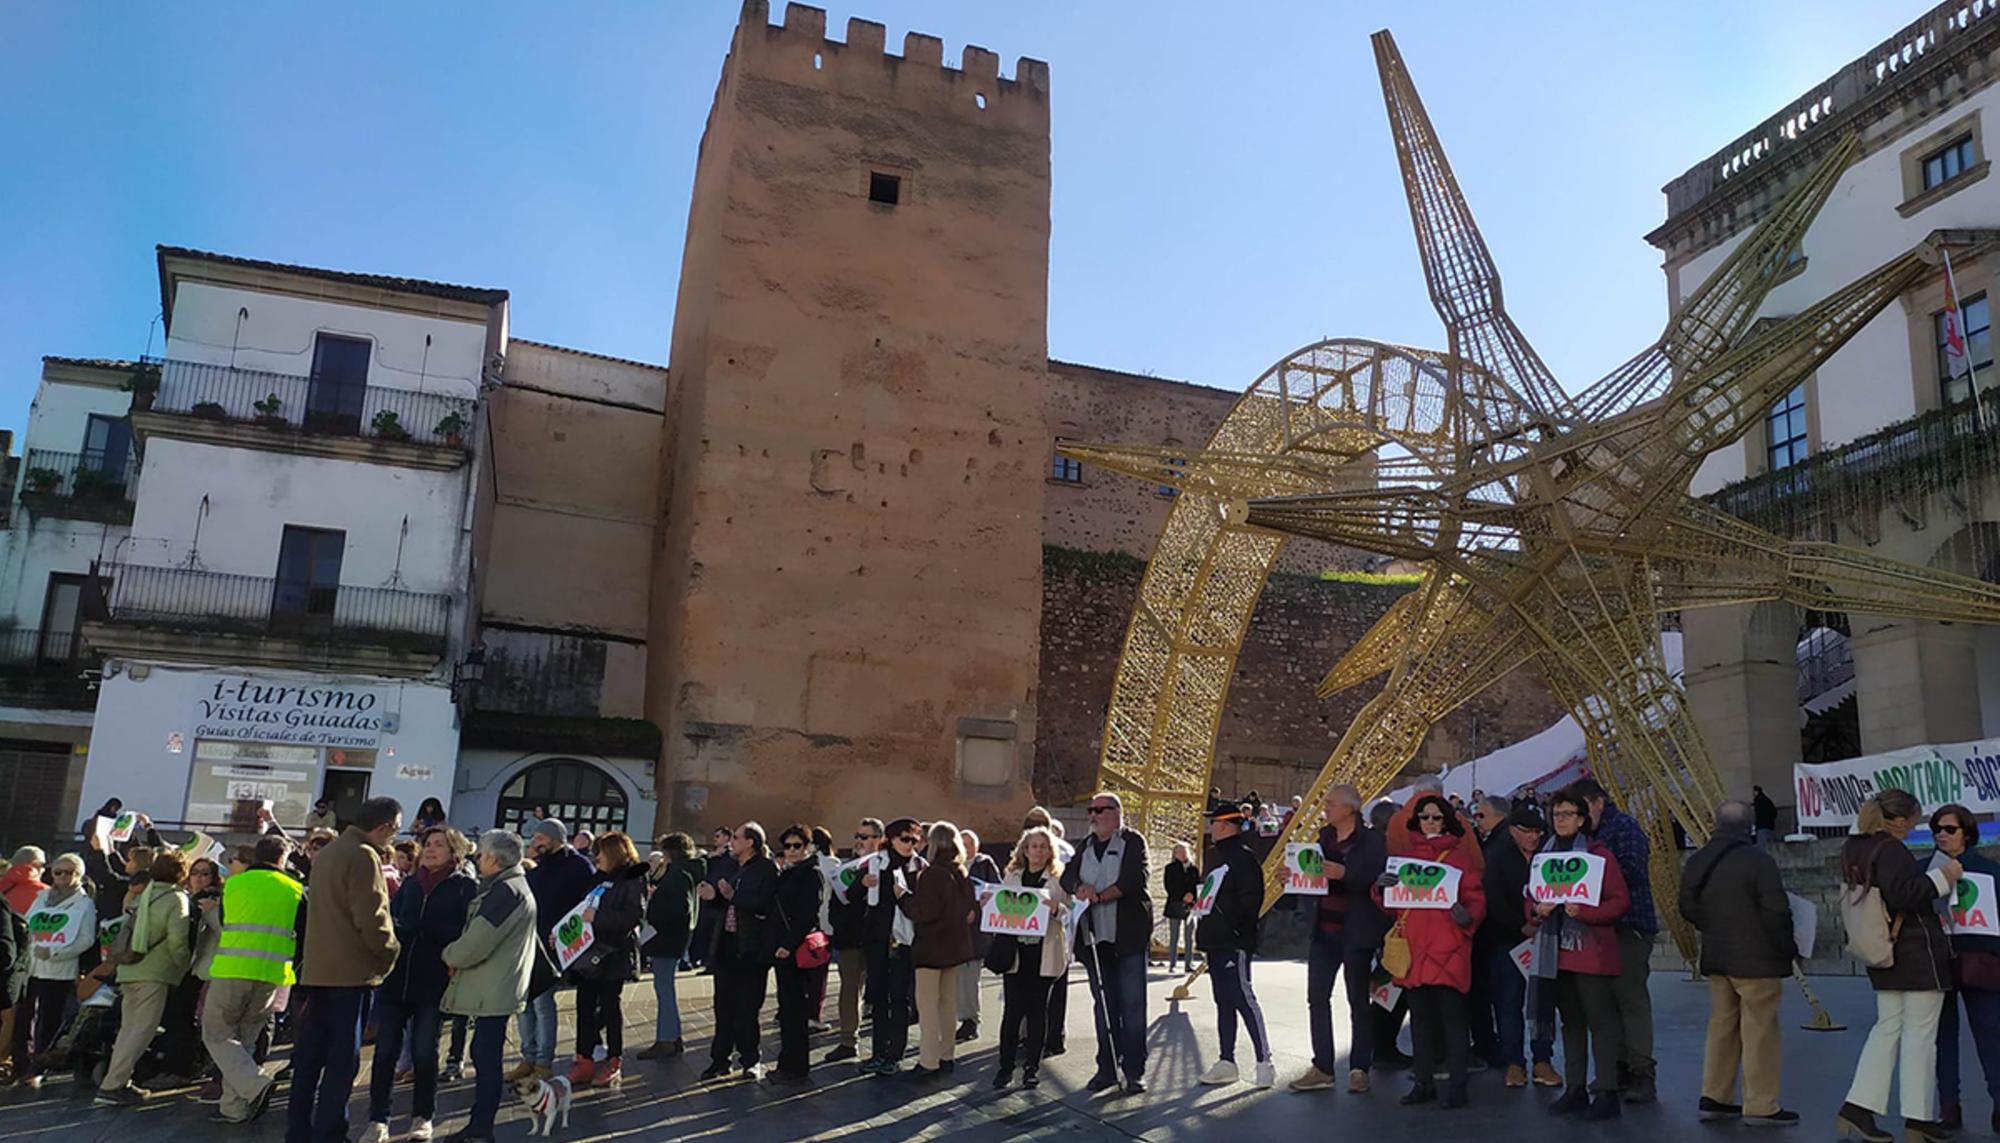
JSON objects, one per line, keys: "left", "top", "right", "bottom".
{"left": 444, "top": 831, "right": 538, "bottom": 1143}
{"left": 1292, "top": 784, "right": 1389, "bottom": 1093}
{"left": 1059, "top": 791, "right": 1154, "bottom": 1095}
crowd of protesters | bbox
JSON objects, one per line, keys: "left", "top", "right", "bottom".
{"left": 1, "top": 780, "right": 1996, "bottom": 1140}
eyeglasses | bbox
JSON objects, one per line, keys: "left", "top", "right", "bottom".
{"left": 1937, "top": 824, "right": 1964, "bottom": 835}
{"left": 854, "top": 832, "right": 879, "bottom": 841}
{"left": 1087, "top": 805, "right": 1115, "bottom": 815}
{"left": 1550, "top": 809, "right": 1581, "bottom": 820}
{"left": 783, "top": 841, "right": 807, "bottom": 851}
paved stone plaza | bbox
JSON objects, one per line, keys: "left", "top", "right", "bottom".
{"left": 0, "top": 965, "right": 1972, "bottom": 1141}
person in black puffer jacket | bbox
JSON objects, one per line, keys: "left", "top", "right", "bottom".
{"left": 1196, "top": 801, "right": 1271, "bottom": 1088}
{"left": 769, "top": 824, "right": 828, "bottom": 1083}
{"left": 856, "top": 816, "right": 927, "bottom": 1076}
{"left": 701, "top": 822, "right": 779, "bottom": 1080}
{"left": 567, "top": 832, "right": 648, "bottom": 1090}
{"left": 362, "top": 827, "right": 476, "bottom": 1142}
{"left": 1835, "top": 789, "right": 1958, "bottom": 1143}
{"left": 637, "top": 833, "right": 702, "bottom": 1060}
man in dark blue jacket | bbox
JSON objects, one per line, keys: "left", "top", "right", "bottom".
{"left": 512, "top": 818, "right": 596, "bottom": 1079}
{"left": 1292, "top": 784, "right": 1389, "bottom": 1094}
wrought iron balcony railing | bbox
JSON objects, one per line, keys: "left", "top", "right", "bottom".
{"left": 19, "top": 448, "right": 137, "bottom": 503}
{"left": 143, "top": 357, "right": 474, "bottom": 449}
{"left": 0, "top": 627, "right": 103, "bottom": 707}
{"left": 102, "top": 563, "right": 451, "bottom": 650}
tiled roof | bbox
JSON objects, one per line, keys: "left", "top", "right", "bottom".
{"left": 42, "top": 355, "right": 152, "bottom": 372}
{"left": 509, "top": 338, "right": 666, "bottom": 372}
{"left": 157, "top": 245, "right": 510, "bottom": 306}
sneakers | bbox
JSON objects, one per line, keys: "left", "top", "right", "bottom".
{"left": 594, "top": 1057, "right": 623, "bottom": 1088}
{"left": 1348, "top": 1069, "right": 1371, "bottom": 1093}
{"left": 1504, "top": 1065, "right": 1527, "bottom": 1089}
{"left": 566, "top": 1056, "right": 596, "bottom": 1085}
{"left": 411, "top": 1119, "right": 435, "bottom": 1142}
{"left": 1199, "top": 1060, "right": 1240, "bottom": 1085}
{"left": 1086, "top": 1070, "right": 1121, "bottom": 1092}
{"left": 505, "top": 1061, "right": 538, "bottom": 1082}
{"left": 992, "top": 1068, "right": 1013, "bottom": 1090}
{"left": 1289, "top": 1066, "right": 1336, "bottom": 1092}
{"left": 93, "top": 1085, "right": 143, "bottom": 1108}
{"left": 1743, "top": 1109, "right": 1800, "bottom": 1128}
{"left": 1399, "top": 1082, "right": 1437, "bottom": 1106}
{"left": 955, "top": 1019, "right": 979, "bottom": 1043}
{"left": 698, "top": 1061, "right": 731, "bottom": 1082}
{"left": 1622, "top": 1070, "right": 1656, "bottom": 1104}
{"left": 1123, "top": 1078, "right": 1146, "bottom": 1095}
{"left": 1548, "top": 1086, "right": 1590, "bottom": 1116}
{"left": 1253, "top": 1062, "right": 1276, "bottom": 1089}
{"left": 1699, "top": 1096, "right": 1744, "bottom": 1120}
{"left": 193, "top": 1079, "right": 224, "bottom": 1105}
{"left": 824, "top": 1045, "right": 859, "bottom": 1064}
{"left": 806, "top": 1019, "right": 831, "bottom": 1034}
{"left": 358, "top": 1123, "right": 392, "bottom": 1143}
{"left": 242, "top": 1076, "right": 276, "bottom": 1122}
{"left": 636, "top": 1040, "right": 684, "bottom": 1060}
{"left": 1531, "top": 1061, "right": 1562, "bottom": 1088}
{"left": 439, "top": 1064, "right": 464, "bottom": 1083}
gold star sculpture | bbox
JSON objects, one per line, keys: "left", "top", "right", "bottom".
{"left": 1064, "top": 31, "right": 2000, "bottom": 959}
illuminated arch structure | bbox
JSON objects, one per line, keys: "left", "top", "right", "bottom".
{"left": 1066, "top": 31, "right": 2000, "bottom": 965}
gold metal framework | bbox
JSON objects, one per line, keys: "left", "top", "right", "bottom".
{"left": 1067, "top": 30, "right": 2000, "bottom": 958}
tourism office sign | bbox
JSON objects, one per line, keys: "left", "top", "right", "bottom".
{"left": 192, "top": 675, "right": 391, "bottom": 749}
{"left": 1794, "top": 736, "right": 2000, "bottom": 829}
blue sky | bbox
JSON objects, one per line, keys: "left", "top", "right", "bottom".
{"left": 0, "top": 0, "right": 1916, "bottom": 426}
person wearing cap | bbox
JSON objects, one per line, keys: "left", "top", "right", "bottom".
{"left": 1196, "top": 802, "right": 1274, "bottom": 1088}
{"left": 1481, "top": 800, "right": 1550, "bottom": 1089}
{"left": 511, "top": 816, "right": 596, "bottom": 1081}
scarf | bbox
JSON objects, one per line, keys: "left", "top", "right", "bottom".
{"left": 416, "top": 862, "right": 451, "bottom": 896}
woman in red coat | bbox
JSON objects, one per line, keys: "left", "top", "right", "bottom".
{"left": 1528, "top": 785, "right": 1630, "bottom": 1120}
{"left": 1375, "top": 790, "right": 1485, "bottom": 1108}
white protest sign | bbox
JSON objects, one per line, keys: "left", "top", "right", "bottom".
{"left": 178, "top": 831, "right": 227, "bottom": 864}
{"left": 1190, "top": 867, "right": 1227, "bottom": 919}
{"left": 1529, "top": 851, "right": 1607, "bottom": 908}
{"left": 981, "top": 886, "right": 1051, "bottom": 936}
{"left": 1282, "top": 843, "right": 1328, "bottom": 896}
{"left": 1068, "top": 895, "right": 1088, "bottom": 939}
{"left": 1510, "top": 939, "right": 1535, "bottom": 981}
{"left": 551, "top": 885, "right": 605, "bottom": 971}
{"left": 830, "top": 856, "right": 869, "bottom": 906}
{"left": 26, "top": 905, "right": 80, "bottom": 950}
{"left": 91, "top": 815, "right": 113, "bottom": 851}
{"left": 1786, "top": 891, "right": 1817, "bottom": 959}
{"left": 1951, "top": 872, "right": 2000, "bottom": 937}
{"left": 1369, "top": 965, "right": 1402, "bottom": 1010}
{"left": 109, "top": 811, "right": 139, "bottom": 843}
{"left": 864, "top": 852, "right": 889, "bottom": 907}
{"left": 1382, "top": 856, "right": 1460, "bottom": 910}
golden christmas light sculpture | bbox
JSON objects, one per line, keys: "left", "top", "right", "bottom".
{"left": 1065, "top": 31, "right": 2000, "bottom": 964}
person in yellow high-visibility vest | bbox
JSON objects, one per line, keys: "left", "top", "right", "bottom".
{"left": 203, "top": 834, "right": 305, "bottom": 1124}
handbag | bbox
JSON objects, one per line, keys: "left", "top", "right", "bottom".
{"left": 776, "top": 892, "right": 831, "bottom": 968}
{"left": 1957, "top": 949, "right": 2000, "bottom": 992}
{"left": 984, "top": 933, "right": 1019, "bottom": 976}
{"left": 1841, "top": 838, "right": 1903, "bottom": 970}
{"left": 1380, "top": 913, "right": 1412, "bottom": 979}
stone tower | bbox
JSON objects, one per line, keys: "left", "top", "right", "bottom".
{"left": 650, "top": 1, "right": 1052, "bottom": 837}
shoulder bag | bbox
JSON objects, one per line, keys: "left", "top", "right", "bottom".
{"left": 1841, "top": 837, "right": 1903, "bottom": 970}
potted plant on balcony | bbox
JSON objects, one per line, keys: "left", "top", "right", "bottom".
{"left": 191, "top": 400, "right": 228, "bottom": 421}
{"left": 434, "top": 411, "right": 467, "bottom": 447}
{"left": 71, "top": 465, "right": 118, "bottom": 501}
{"left": 253, "top": 392, "right": 286, "bottom": 429}
{"left": 371, "top": 409, "right": 410, "bottom": 442}
{"left": 23, "top": 467, "right": 59, "bottom": 495}
{"left": 123, "top": 366, "right": 159, "bottom": 412}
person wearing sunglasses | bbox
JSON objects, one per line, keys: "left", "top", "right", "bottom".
{"left": 1373, "top": 789, "right": 1485, "bottom": 1109}
{"left": 825, "top": 818, "right": 883, "bottom": 1064}
{"left": 1059, "top": 792, "right": 1154, "bottom": 1095}
{"left": 1529, "top": 786, "right": 1630, "bottom": 1121}
{"left": 1929, "top": 803, "right": 2000, "bottom": 1134}
{"left": 768, "top": 825, "right": 828, "bottom": 1085}
{"left": 857, "top": 817, "right": 926, "bottom": 1075}
{"left": 697, "top": 823, "right": 779, "bottom": 1082}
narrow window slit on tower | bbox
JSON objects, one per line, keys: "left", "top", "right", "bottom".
{"left": 868, "top": 171, "right": 901, "bottom": 205}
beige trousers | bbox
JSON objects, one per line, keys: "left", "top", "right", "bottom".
{"left": 914, "top": 965, "right": 961, "bottom": 1068}
{"left": 1845, "top": 989, "right": 1945, "bottom": 1121}
{"left": 202, "top": 977, "right": 276, "bottom": 1118}
{"left": 1702, "top": 975, "right": 1784, "bottom": 1116}
{"left": 836, "top": 947, "right": 868, "bottom": 1050}
{"left": 100, "top": 978, "right": 171, "bottom": 1091}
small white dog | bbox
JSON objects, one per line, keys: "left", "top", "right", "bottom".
{"left": 514, "top": 1074, "right": 574, "bottom": 1137}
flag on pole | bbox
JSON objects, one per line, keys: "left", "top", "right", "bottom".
{"left": 1941, "top": 248, "right": 1989, "bottom": 420}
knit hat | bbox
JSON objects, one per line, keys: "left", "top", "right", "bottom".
{"left": 532, "top": 817, "right": 569, "bottom": 846}
{"left": 1508, "top": 804, "right": 1547, "bottom": 832}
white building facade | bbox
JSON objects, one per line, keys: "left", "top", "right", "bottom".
{"left": 1653, "top": 0, "right": 2000, "bottom": 823}
{"left": 65, "top": 247, "right": 505, "bottom": 831}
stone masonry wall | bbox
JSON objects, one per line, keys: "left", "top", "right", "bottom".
{"left": 1035, "top": 546, "right": 1569, "bottom": 806}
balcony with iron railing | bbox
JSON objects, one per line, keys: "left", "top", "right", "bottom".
{"left": 0, "top": 627, "right": 103, "bottom": 709}
{"left": 87, "top": 563, "right": 452, "bottom": 673}
{"left": 18, "top": 447, "right": 138, "bottom": 524}
{"left": 132, "top": 357, "right": 475, "bottom": 468}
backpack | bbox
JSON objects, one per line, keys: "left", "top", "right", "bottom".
{"left": 1841, "top": 838, "right": 1902, "bottom": 969}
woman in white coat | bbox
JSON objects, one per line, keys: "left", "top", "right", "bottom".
{"left": 13, "top": 853, "right": 96, "bottom": 1086}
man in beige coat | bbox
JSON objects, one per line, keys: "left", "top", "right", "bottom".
{"left": 287, "top": 796, "right": 400, "bottom": 1143}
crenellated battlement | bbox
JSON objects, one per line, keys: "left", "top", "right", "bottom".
{"left": 727, "top": 0, "right": 1050, "bottom": 130}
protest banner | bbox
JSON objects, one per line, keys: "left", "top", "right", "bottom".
{"left": 1382, "top": 856, "right": 1460, "bottom": 910}
{"left": 1529, "top": 851, "right": 1607, "bottom": 907}
{"left": 981, "top": 886, "right": 1051, "bottom": 936}
{"left": 1794, "top": 737, "right": 2000, "bottom": 829}
{"left": 552, "top": 885, "right": 605, "bottom": 971}
{"left": 1282, "top": 843, "right": 1328, "bottom": 896}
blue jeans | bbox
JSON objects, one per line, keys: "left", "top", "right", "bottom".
{"left": 1166, "top": 916, "right": 1197, "bottom": 969}
{"left": 1080, "top": 943, "right": 1147, "bottom": 1082}
{"left": 285, "top": 985, "right": 370, "bottom": 1143}
{"left": 1940, "top": 987, "right": 2000, "bottom": 1106}
{"left": 651, "top": 955, "right": 684, "bottom": 1043}
{"left": 465, "top": 1015, "right": 507, "bottom": 1136}
{"left": 1307, "top": 932, "right": 1375, "bottom": 1075}
{"left": 368, "top": 998, "right": 440, "bottom": 1123}
{"left": 517, "top": 988, "right": 558, "bottom": 1066}
{"left": 1487, "top": 943, "right": 1548, "bottom": 1066}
